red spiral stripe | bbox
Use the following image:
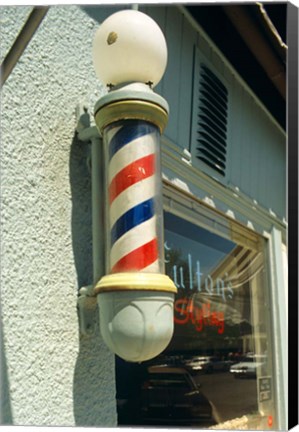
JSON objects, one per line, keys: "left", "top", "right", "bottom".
{"left": 109, "top": 154, "right": 155, "bottom": 205}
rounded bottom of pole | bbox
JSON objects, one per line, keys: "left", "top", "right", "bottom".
{"left": 97, "top": 289, "right": 175, "bottom": 362}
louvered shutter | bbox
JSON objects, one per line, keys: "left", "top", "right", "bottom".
{"left": 191, "top": 51, "right": 229, "bottom": 179}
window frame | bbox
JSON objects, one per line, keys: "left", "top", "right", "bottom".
{"left": 162, "top": 179, "right": 279, "bottom": 429}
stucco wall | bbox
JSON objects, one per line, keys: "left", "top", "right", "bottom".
{"left": 1, "top": 5, "right": 117, "bottom": 426}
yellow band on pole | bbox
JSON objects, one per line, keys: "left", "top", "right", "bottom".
{"left": 95, "top": 99, "right": 168, "bottom": 135}
{"left": 94, "top": 272, "right": 178, "bottom": 294}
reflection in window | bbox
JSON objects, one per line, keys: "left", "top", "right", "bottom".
{"left": 145, "top": 374, "right": 188, "bottom": 388}
{"left": 163, "top": 212, "right": 275, "bottom": 430}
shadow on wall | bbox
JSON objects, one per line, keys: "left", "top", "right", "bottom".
{"left": 69, "top": 133, "right": 93, "bottom": 289}
{"left": 73, "top": 321, "right": 117, "bottom": 427}
{"left": 0, "top": 313, "right": 13, "bottom": 425}
{"left": 70, "top": 132, "right": 117, "bottom": 426}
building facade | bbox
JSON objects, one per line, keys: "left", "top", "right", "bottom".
{"left": 1, "top": 3, "right": 288, "bottom": 430}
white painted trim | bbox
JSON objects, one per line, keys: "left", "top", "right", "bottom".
{"left": 263, "top": 228, "right": 288, "bottom": 430}
{"left": 161, "top": 136, "right": 287, "bottom": 241}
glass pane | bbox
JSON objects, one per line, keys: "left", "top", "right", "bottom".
{"left": 162, "top": 212, "right": 275, "bottom": 430}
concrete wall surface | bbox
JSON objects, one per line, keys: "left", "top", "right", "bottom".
{"left": 0, "top": 5, "right": 117, "bottom": 426}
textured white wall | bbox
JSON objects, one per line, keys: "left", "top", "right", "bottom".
{"left": 1, "top": 5, "right": 117, "bottom": 426}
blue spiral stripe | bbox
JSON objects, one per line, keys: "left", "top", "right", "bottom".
{"left": 111, "top": 198, "right": 155, "bottom": 246}
{"left": 109, "top": 122, "right": 156, "bottom": 161}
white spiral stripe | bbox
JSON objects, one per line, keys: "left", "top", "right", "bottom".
{"left": 108, "top": 133, "right": 156, "bottom": 182}
{"left": 109, "top": 176, "right": 156, "bottom": 227}
{"left": 143, "top": 260, "right": 160, "bottom": 273}
{"left": 110, "top": 216, "right": 157, "bottom": 268}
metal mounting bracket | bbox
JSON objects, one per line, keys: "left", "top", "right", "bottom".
{"left": 77, "top": 285, "right": 98, "bottom": 336}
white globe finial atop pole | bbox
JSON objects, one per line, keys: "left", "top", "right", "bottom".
{"left": 92, "top": 10, "right": 167, "bottom": 88}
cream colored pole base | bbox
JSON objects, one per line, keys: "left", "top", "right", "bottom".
{"left": 94, "top": 272, "right": 177, "bottom": 294}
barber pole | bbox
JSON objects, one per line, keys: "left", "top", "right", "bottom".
{"left": 92, "top": 8, "right": 177, "bottom": 361}
{"left": 93, "top": 93, "right": 178, "bottom": 361}
{"left": 105, "top": 120, "right": 163, "bottom": 274}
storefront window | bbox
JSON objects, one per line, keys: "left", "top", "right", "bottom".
{"left": 116, "top": 208, "right": 276, "bottom": 430}
{"left": 162, "top": 211, "right": 276, "bottom": 430}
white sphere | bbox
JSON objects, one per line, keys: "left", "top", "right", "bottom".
{"left": 97, "top": 291, "right": 174, "bottom": 362}
{"left": 92, "top": 10, "right": 167, "bottom": 87}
